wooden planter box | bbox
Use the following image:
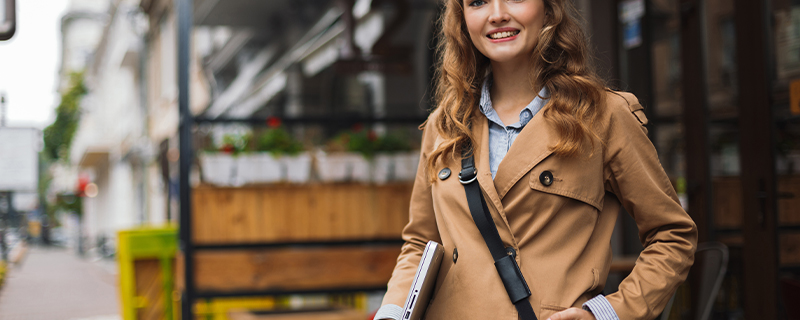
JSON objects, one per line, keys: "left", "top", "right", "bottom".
{"left": 185, "top": 183, "right": 413, "bottom": 295}
{"left": 192, "top": 183, "right": 412, "bottom": 244}
{"left": 193, "top": 245, "right": 401, "bottom": 293}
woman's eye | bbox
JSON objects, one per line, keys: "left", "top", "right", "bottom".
{"left": 468, "top": 0, "right": 486, "bottom": 7}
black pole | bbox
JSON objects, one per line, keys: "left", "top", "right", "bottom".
{"left": 679, "top": 0, "right": 712, "bottom": 244}
{"left": 0, "top": 191, "right": 12, "bottom": 262}
{"left": 1, "top": 94, "right": 7, "bottom": 127}
{"left": 176, "top": 0, "right": 194, "bottom": 317}
{"left": 734, "top": 0, "right": 778, "bottom": 318}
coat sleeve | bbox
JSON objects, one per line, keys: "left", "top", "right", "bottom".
{"left": 602, "top": 92, "right": 698, "bottom": 320}
{"left": 379, "top": 116, "right": 443, "bottom": 309}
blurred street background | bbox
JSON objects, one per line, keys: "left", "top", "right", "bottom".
{"left": 0, "top": 0, "right": 799, "bottom": 319}
{"left": 0, "top": 246, "right": 119, "bottom": 320}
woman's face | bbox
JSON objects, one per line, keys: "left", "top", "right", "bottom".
{"left": 463, "top": 0, "right": 546, "bottom": 65}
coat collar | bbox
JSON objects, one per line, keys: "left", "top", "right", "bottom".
{"left": 488, "top": 110, "right": 557, "bottom": 199}
{"left": 437, "top": 109, "right": 557, "bottom": 203}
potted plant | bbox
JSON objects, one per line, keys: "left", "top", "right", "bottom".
{"left": 345, "top": 127, "right": 378, "bottom": 183}
{"left": 256, "top": 117, "right": 311, "bottom": 183}
{"left": 315, "top": 124, "right": 375, "bottom": 183}
{"left": 372, "top": 133, "right": 412, "bottom": 184}
{"left": 395, "top": 149, "right": 421, "bottom": 181}
{"left": 200, "top": 133, "right": 249, "bottom": 186}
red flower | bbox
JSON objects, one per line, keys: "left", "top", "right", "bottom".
{"left": 367, "top": 130, "right": 377, "bottom": 142}
{"left": 76, "top": 174, "right": 90, "bottom": 196}
{"left": 351, "top": 123, "right": 364, "bottom": 132}
{"left": 266, "top": 116, "right": 282, "bottom": 128}
{"left": 220, "top": 144, "right": 234, "bottom": 154}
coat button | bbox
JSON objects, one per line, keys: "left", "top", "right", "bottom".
{"left": 539, "top": 171, "right": 554, "bottom": 186}
{"left": 452, "top": 247, "right": 458, "bottom": 263}
{"left": 439, "top": 168, "right": 451, "bottom": 180}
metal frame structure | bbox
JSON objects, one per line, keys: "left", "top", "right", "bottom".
{"left": 176, "top": 0, "right": 427, "bottom": 316}
{"left": 176, "top": 0, "right": 193, "bottom": 317}
{"left": 679, "top": 0, "right": 713, "bottom": 246}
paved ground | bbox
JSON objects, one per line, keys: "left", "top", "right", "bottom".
{"left": 0, "top": 246, "right": 120, "bottom": 320}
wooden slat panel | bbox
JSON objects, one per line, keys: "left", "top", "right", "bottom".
{"left": 713, "top": 177, "right": 744, "bottom": 229}
{"left": 194, "top": 245, "right": 401, "bottom": 292}
{"left": 135, "top": 259, "right": 167, "bottom": 320}
{"left": 192, "top": 183, "right": 413, "bottom": 244}
{"left": 375, "top": 184, "right": 414, "bottom": 238}
{"left": 778, "top": 175, "right": 800, "bottom": 225}
{"left": 780, "top": 233, "right": 800, "bottom": 266}
{"left": 713, "top": 175, "right": 800, "bottom": 229}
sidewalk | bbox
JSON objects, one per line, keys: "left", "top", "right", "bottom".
{"left": 0, "top": 245, "right": 120, "bottom": 320}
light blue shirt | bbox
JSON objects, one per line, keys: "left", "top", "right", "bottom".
{"left": 478, "top": 77, "right": 548, "bottom": 179}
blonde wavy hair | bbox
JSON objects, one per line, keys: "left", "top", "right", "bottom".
{"left": 425, "top": 0, "right": 608, "bottom": 181}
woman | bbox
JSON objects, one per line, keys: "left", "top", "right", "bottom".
{"left": 375, "top": 0, "right": 697, "bottom": 319}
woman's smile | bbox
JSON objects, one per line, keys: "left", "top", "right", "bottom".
{"left": 487, "top": 27, "right": 521, "bottom": 42}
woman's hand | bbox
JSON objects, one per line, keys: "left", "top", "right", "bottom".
{"left": 547, "top": 308, "right": 597, "bottom": 320}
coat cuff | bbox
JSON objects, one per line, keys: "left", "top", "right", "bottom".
{"left": 374, "top": 304, "right": 404, "bottom": 320}
{"left": 582, "top": 295, "right": 620, "bottom": 320}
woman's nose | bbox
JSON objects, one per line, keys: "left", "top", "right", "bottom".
{"left": 488, "top": 2, "right": 511, "bottom": 24}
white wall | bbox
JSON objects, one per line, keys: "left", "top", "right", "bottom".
{"left": 67, "top": 0, "right": 152, "bottom": 253}
{"left": 108, "top": 161, "right": 136, "bottom": 230}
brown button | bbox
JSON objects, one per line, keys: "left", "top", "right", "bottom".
{"left": 539, "top": 171, "right": 554, "bottom": 186}
{"left": 453, "top": 247, "right": 458, "bottom": 263}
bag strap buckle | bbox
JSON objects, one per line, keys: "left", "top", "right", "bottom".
{"left": 459, "top": 168, "right": 477, "bottom": 184}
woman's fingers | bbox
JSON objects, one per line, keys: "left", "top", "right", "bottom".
{"left": 547, "top": 307, "right": 596, "bottom": 320}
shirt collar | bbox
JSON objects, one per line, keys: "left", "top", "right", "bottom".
{"left": 478, "top": 76, "right": 549, "bottom": 128}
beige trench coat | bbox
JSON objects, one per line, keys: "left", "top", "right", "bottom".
{"left": 380, "top": 91, "right": 698, "bottom": 320}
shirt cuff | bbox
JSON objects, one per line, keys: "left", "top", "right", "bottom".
{"left": 582, "top": 295, "right": 620, "bottom": 320}
{"left": 374, "top": 304, "right": 404, "bottom": 320}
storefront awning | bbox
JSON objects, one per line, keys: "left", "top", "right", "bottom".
{"left": 78, "top": 149, "right": 109, "bottom": 168}
{"left": 193, "top": 0, "right": 334, "bottom": 27}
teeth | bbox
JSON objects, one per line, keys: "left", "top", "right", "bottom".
{"left": 489, "top": 31, "right": 519, "bottom": 39}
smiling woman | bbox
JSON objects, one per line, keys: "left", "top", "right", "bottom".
{"left": 373, "top": 0, "right": 698, "bottom": 320}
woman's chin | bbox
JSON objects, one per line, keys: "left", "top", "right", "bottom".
{"left": 485, "top": 53, "right": 532, "bottom": 66}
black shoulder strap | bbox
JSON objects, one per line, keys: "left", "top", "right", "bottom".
{"left": 459, "top": 150, "right": 538, "bottom": 320}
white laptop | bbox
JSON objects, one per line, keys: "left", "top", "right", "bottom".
{"left": 401, "top": 241, "right": 445, "bottom": 320}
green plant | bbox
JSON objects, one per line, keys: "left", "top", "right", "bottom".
{"left": 217, "top": 133, "right": 250, "bottom": 156}
{"left": 375, "top": 133, "right": 412, "bottom": 153}
{"left": 327, "top": 124, "right": 378, "bottom": 158}
{"left": 40, "top": 72, "right": 87, "bottom": 226}
{"left": 328, "top": 126, "right": 413, "bottom": 158}
{"left": 346, "top": 129, "right": 378, "bottom": 158}
{"left": 43, "top": 72, "right": 86, "bottom": 161}
{"left": 256, "top": 117, "right": 304, "bottom": 156}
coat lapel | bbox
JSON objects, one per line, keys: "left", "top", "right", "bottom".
{"left": 493, "top": 111, "right": 557, "bottom": 199}
{"left": 471, "top": 117, "right": 518, "bottom": 235}
{"left": 473, "top": 116, "right": 498, "bottom": 202}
